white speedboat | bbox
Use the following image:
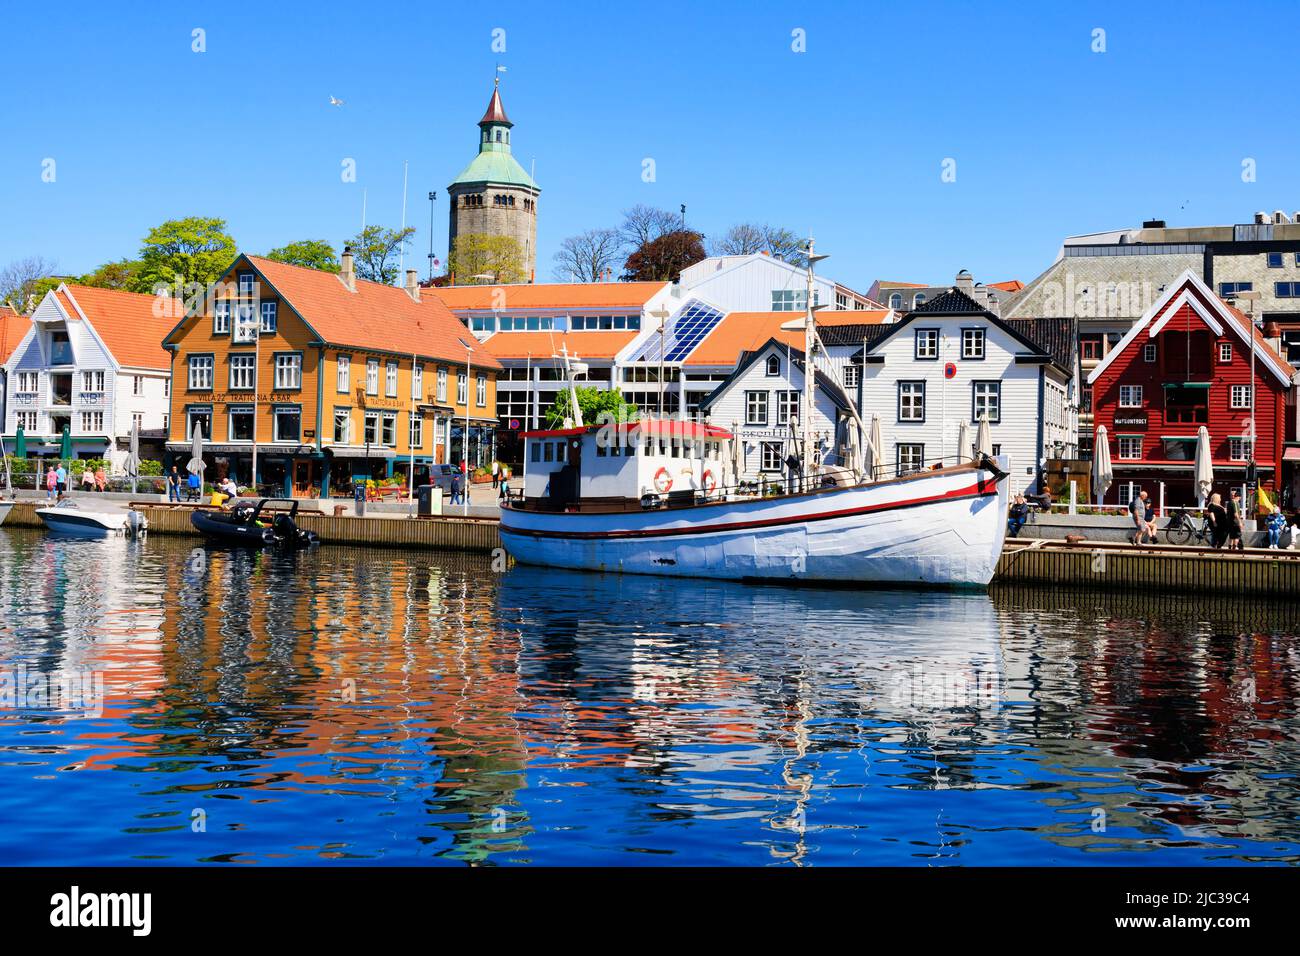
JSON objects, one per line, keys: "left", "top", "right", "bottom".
{"left": 36, "top": 499, "right": 148, "bottom": 539}
{"left": 0, "top": 500, "right": 13, "bottom": 526}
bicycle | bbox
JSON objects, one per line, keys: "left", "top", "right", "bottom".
{"left": 1164, "top": 507, "right": 1213, "bottom": 546}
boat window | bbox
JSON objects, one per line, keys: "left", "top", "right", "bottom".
{"left": 531, "top": 443, "right": 541, "bottom": 463}
{"left": 544, "top": 443, "right": 555, "bottom": 463}
{"left": 596, "top": 441, "right": 607, "bottom": 457}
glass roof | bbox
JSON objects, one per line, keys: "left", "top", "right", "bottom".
{"left": 629, "top": 299, "right": 724, "bottom": 364}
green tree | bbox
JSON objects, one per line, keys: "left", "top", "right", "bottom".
{"left": 345, "top": 225, "right": 415, "bottom": 284}
{"left": 265, "top": 239, "right": 340, "bottom": 273}
{"left": 78, "top": 259, "right": 142, "bottom": 290}
{"left": 545, "top": 386, "right": 638, "bottom": 428}
{"left": 133, "top": 216, "right": 238, "bottom": 293}
{"left": 449, "top": 233, "right": 528, "bottom": 285}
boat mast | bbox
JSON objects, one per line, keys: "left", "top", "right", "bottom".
{"left": 802, "top": 238, "right": 827, "bottom": 483}
{"left": 558, "top": 343, "right": 584, "bottom": 428}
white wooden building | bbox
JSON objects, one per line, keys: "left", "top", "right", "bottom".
{"left": 854, "top": 286, "right": 1075, "bottom": 495}
{"left": 677, "top": 253, "right": 874, "bottom": 314}
{"left": 700, "top": 337, "right": 853, "bottom": 484}
{"left": 2, "top": 284, "right": 176, "bottom": 469}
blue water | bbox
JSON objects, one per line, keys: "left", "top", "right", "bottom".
{"left": 0, "top": 527, "right": 1298, "bottom": 866}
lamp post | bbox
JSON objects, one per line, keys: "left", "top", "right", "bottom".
{"left": 427, "top": 191, "right": 437, "bottom": 282}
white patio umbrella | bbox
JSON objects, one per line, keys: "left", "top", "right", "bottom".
{"left": 868, "top": 414, "right": 883, "bottom": 480}
{"left": 186, "top": 422, "right": 206, "bottom": 477}
{"left": 956, "top": 420, "right": 971, "bottom": 463}
{"left": 729, "top": 421, "right": 742, "bottom": 486}
{"left": 1194, "top": 424, "right": 1213, "bottom": 506}
{"left": 1092, "top": 425, "right": 1113, "bottom": 505}
{"left": 974, "top": 413, "right": 993, "bottom": 458}
{"left": 124, "top": 421, "right": 141, "bottom": 495}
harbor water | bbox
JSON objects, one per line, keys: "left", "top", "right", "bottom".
{"left": 0, "top": 527, "right": 1298, "bottom": 866}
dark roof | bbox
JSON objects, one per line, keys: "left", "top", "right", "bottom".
{"left": 907, "top": 287, "right": 987, "bottom": 315}
{"left": 1007, "top": 317, "right": 1077, "bottom": 373}
{"left": 819, "top": 323, "right": 894, "bottom": 349}
{"left": 701, "top": 337, "right": 853, "bottom": 414}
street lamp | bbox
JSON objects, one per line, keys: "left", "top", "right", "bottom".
{"left": 427, "top": 191, "right": 437, "bottom": 282}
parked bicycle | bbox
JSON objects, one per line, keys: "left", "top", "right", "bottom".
{"left": 1164, "top": 507, "right": 1213, "bottom": 546}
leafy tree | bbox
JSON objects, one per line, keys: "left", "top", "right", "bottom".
{"left": 545, "top": 386, "right": 638, "bottom": 428}
{"left": 133, "top": 217, "right": 238, "bottom": 293}
{"left": 552, "top": 228, "right": 622, "bottom": 282}
{"left": 78, "top": 259, "right": 142, "bottom": 290}
{"left": 622, "top": 229, "right": 706, "bottom": 282}
{"left": 345, "top": 225, "right": 416, "bottom": 284}
{"left": 449, "top": 233, "right": 528, "bottom": 285}
{"left": 265, "top": 239, "right": 340, "bottom": 273}
{"left": 0, "top": 255, "right": 59, "bottom": 311}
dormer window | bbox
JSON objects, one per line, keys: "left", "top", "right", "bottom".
{"left": 889, "top": 293, "right": 903, "bottom": 309}
{"left": 766, "top": 355, "right": 781, "bottom": 376}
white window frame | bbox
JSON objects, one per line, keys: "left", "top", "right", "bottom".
{"left": 385, "top": 361, "right": 398, "bottom": 398}
{"left": 760, "top": 441, "right": 783, "bottom": 471}
{"left": 457, "top": 373, "right": 467, "bottom": 405}
{"left": 1119, "top": 384, "right": 1143, "bottom": 408}
{"left": 1229, "top": 437, "right": 1254, "bottom": 461}
{"left": 229, "top": 354, "right": 256, "bottom": 390}
{"left": 227, "top": 405, "right": 255, "bottom": 443}
{"left": 476, "top": 374, "right": 487, "bottom": 407}
{"left": 333, "top": 408, "right": 352, "bottom": 444}
{"left": 776, "top": 390, "right": 799, "bottom": 426}
{"left": 1219, "top": 343, "right": 1233, "bottom": 363}
{"left": 188, "top": 355, "right": 214, "bottom": 390}
{"left": 366, "top": 359, "right": 379, "bottom": 396}
{"left": 1143, "top": 343, "right": 1157, "bottom": 363}
{"left": 409, "top": 411, "right": 423, "bottom": 449}
{"left": 914, "top": 329, "right": 939, "bottom": 359}
{"left": 437, "top": 367, "right": 447, "bottom": 402}
{"left": 81, "top": 370, "right": 104, "bottom": 393}
{"left": 897, "top": 443, "right": 924, "bottom": 474}
{"left": 272, "top": 405, "right": 301, "bottom": 443}
{"left": 745, "top": 390, "right": 768, "bottom": 426}
{"left": 961, "top": 328, "right": 985, "bottom": 360}
{"left": 898, "top": 381, "right": 925, "bottom": 422}
{"left": 260, "top": 300, "right": 277, "bottom": 333}
{"left": 1118, "top": 436, "right": 1142, "bottom": 460}
{"left": 274, "top": 354, "right": 302, "bottom": 390}
{"left": 337, "top": 355, "right": 351, "bottom": 393}
{"left": 213, "top": 301, "right": 231, "bottom": 334}
{"left": 1230, "top": 384, "right": 1252, "bottom": 409}
{"left": 411, "top": 364, "right": 423, "bottom": 400}
{"left": 972, "top": 381, "right": 1000, "bottom": 423}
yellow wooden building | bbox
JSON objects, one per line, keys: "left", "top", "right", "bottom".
{"left": 162, "top": 250, "right": 501, "bottom": 497}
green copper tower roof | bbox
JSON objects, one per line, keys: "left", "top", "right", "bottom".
{"left": 448, "top": 81, "right": 539, "bottom": 191}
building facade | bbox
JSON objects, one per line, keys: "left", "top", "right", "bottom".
{"left": 0, "top": 305, "right": 32, "bottom": 439}
{"left": 854, "top": 286, "right": 1075, "bottom": 495}
{"left": 163, "top": 252, "right": 501, "bottom": 497}
{"left": 699, "top": 338, "right": 852, "bottom": 483}
{"left": 2, "top": 285, "right": 174, "bottom": 469}
{"left": 447, "top": 80, "right": 541, "bottom": 280}
{"left": 677, "top": 253, "right": 875, "bottom": 314}
{"left": 1087, "top": 271, "right": 1293, "bottom": 508}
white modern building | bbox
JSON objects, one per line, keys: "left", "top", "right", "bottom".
{"left": 853, "top": 283, "right": 1076, "bottom": 495}
{"left": 700, "top": 337, "right": 853, "bottom": 484}
{"left": 677, "top": 253, "right": 877, "bottom": 314}
{"left": 2, "top": 284, "right": 176, "bottom": 469}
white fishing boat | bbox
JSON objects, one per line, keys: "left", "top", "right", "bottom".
{"left": 499, "top": 240, "right": 1011, "bottom": 589}
{"left": 36, "top": 499, "right": 148, "bottom": 539}
{"left": 0, "top": 500, "right": 12, "bottom": 527}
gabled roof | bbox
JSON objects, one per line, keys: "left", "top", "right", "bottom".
{"left": 430, "top": 281, "right": 666, "bottom": 311}
{"left": 700, "top": 337, "right": 852, "bottom": 414}
{"left": 0, "top": 305, "right": 32, "bottom": 365}
{"left": 1086, "top": 269, "right": 1290, "bottom": 386}
{"left": 165, "top": 255, "right": 501, "bottom": 370}
{"left": 1006, "top": 316, "right": 1077, "bottom": 372}
{"left": 479, "top": 330, "right": 638, "bottom": 362}
{"left": 850, "top": 289, "right": 1067, "bottom": 373}
{"left": 55, "top": 285, "right": 177, "bottom": 370}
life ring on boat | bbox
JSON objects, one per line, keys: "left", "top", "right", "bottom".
{"left": 653, "top": 467, "right": 673, "bottom": 493}
{"left": 701, "top": 469, "right": 717, "bottom": 494}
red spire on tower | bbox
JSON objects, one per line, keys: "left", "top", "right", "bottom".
{"left": 479, "top": 78, "right": 512, "bottom": 128}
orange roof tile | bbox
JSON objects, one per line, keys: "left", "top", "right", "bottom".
{"left": 988, "top": 279, "right": 1024, "bottom": 293}
{"left": 247, "top": 256, "right": 501, "bottom": 370}
{"left": 0, "top": 305, "right": 32, "bottom": 365}
{"left": 683, "top": 310, "right": 892, "bottom": 367}
{"left": 479, "top": 330, "right": 638, "bottom": 361}
{"left": 429, "top": 281, "right": 667, "bottom": 311}
{"left": 61, "top": 285, "right": 178, "bottom": 370}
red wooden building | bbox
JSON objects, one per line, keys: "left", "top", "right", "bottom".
{"left": 1088, "top": 271, "right": 1294, "bottom": 507}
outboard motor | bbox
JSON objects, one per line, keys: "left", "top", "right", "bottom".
{"left": 125, "top": 510, "right": 148, "bottom": 538}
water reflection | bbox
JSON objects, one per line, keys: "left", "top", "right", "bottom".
{"left": 0, "top": 528, "right": 1297, "bottom": 866}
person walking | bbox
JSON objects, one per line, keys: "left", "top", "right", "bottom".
{"left": 1227, "top": 488, "right": 1245, "bottom": 551}
{"left": 44, "top": 466, "right": 57, "bottom": 500}
{"left": 54, "top": 463, "right": 68, "bottom": 498}
{"left": 1128, "top": 488, "right": 1152, "bottom": 545}
{"left": 1207, "top": 493, "right": 1229, "bottom": 549}
{"left": 167, "top": 466, "right": 182, "bottom": 502}
{"left": 449, "top": 468, "right": 464, "bottom": 506}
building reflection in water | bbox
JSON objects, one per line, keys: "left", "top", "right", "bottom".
{"left": 1, "top": 530, "right": 1298, "bottom": 865}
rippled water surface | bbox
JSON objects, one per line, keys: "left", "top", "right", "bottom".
{"left": 1, "top": 528, "right": 1298, "bottom": 866}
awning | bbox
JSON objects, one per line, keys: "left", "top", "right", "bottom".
{"left": 324, "top": 445, "right": 396, "bottom": 459}
{"left": 164, "top": 442, "right": 319, "bottom": 455}
{"left": 1284, "top": 447, "right": 1300, "bottom": 462}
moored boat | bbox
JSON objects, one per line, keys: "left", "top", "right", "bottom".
{"left": 36, "top": 499, "right": 148, "bottom": 538}
{"left": 0, "top": 500, "right": 13, "bottom": 527}
{"left": 191, "top": 498, "right": 319, "bottom": 548}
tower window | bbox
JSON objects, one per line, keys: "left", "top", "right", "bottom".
{"left": 495, "top": 129, "right": 502, "bottom": 142}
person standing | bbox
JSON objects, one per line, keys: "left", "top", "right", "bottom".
{"left": 167, "top": 466, "right": 181, "bottom": 502}
{"left": 44, "top": 466, "right": 57, "bottom": 499}
{"left": 54, "top": 463, "right": 68, "bottom": 497}
{"left": 491, "top": 459, "right": 500, "bottom": 490}
{"left": 94, "top": 465, "right": 107, "bottom": 493}
{"left": 1207, "top": 493, "right": 1228, "bottom": 549}
{"left": 1227, "top": 489, "right": 1245, "bottom": 551}
{"left": 1128, "top": 488, "right": 1151, "bottom": 545}
{"left": 187, "top": 468, "right": 201, "bottom": 501}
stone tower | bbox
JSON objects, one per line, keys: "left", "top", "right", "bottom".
{"left": 447, "top": 79, "right": 541, "bottom": 281}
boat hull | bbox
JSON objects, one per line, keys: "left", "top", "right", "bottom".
{"left": 36, "top": 509, "right": 130, "bottom": 539}
{"left": 0, "top": 501, "right": 12, "bottom": 527}
{"left": 500, "top": 464, "right": 1009, "bottom": 588}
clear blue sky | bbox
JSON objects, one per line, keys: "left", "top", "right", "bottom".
{"left": 2, "top": 0, "right": 1298, "bottom": 293}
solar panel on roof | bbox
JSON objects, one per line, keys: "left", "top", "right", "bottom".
{"left": 631, "top": 300, "right": 725, "bottom": 363}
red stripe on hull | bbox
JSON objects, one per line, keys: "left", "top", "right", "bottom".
{"left": 501, "top": 478, "right": 999, "bottom": 541}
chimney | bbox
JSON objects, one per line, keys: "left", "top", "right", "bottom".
{"left": 404, "top": 269, "right": 420, "bottom": 302}
{"left": 1255, "top": 211, "right": 1270, "bottom": 225}
{"left": 955, "top": 269, "right": 974, "bottom": 294}
{"left": 1276, "top": 210, "right": 1292, "bottom": 225}
{"left": 339, "top": 246, "right": 356, "bottom": 292}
